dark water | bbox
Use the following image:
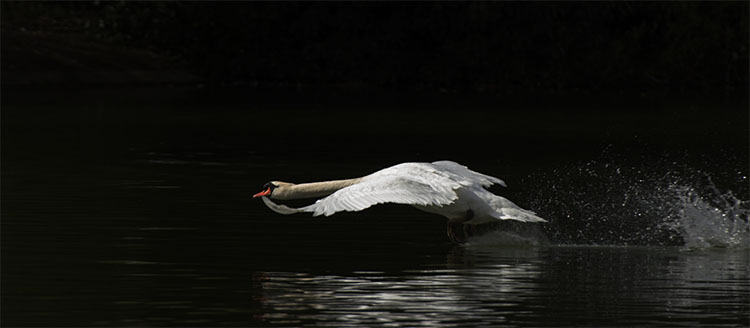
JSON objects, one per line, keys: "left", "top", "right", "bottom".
{"left": 2, "top": 91, "right": 749, "bottom": 326}
{"left": 3, "top": 151, "right": 749, "bottom": 327}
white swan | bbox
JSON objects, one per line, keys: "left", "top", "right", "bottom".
{"left": 252, "top": 160, "right": 546, "bottom": 243}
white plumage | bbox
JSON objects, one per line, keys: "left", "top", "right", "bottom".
{"left": 255, "top": 161, "right": 546, "bottom": 226}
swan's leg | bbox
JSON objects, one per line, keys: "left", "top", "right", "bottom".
{"left": 464, "top": 222, "right": 478, "bottom": 239}
{"left": 447, "top": 220, "right": 465, "bottom": 244}
{"left": 447, "top": 210, "right": 474, "bottom": 243}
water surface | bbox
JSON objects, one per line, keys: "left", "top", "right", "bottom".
{"left": 3, "top": 150, "right": 748, "bottom": 327}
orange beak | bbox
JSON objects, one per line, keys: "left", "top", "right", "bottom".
{"left": 253, "top": 188, "right": 271, "bottom": 198}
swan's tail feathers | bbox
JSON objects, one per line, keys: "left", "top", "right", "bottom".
{"left": 497, "top": 207, "right": 547, "bottom": 223}
{"left": 261, "top": 197, "right": 304, "bottom": 215}
{"left": 488, "top": 195, "right": 547, "bottom": 223}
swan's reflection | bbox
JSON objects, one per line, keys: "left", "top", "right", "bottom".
{"left": 257, "top": 247, "right": 543, "bottom": 326}
{"left": 255, "top": 245, "right": 749, "bottom": 327}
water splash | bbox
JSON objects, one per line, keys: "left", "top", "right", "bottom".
{"left": 671, "top": 181, "right": 749, "bottom": 249}
{"left": 518, "top": 147, "right": 749, "bottom": 249}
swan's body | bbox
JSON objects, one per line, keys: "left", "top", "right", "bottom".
{"left": 253, "top": 161, "right": 546, "bottom": 242}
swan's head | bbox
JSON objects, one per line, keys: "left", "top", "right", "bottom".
{"left": 252, "top": 181, "right": 292, "bottom": 198}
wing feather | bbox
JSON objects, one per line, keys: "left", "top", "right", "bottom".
{"left": 431, "top": 160, "right": 506, "bottom": 187}
{"left": 298, "top": 163, "right": 462, "bottom": 216}
{"left": 302, "top": 176, "right": 459, "bottom": 216}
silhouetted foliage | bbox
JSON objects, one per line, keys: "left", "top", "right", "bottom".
{"left": 2, "top": 1, "right": 747, "bottom": 98}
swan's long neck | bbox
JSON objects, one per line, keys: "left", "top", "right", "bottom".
{"left": 274, "top": 178, "right": 362, "bottom": 200}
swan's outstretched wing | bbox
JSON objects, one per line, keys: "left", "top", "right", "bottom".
{"left": 262, "top": 163, "right": 463, "bottom": 217}
{"left": 431, "top": 160, "right": 506, "bottom": 188}
{"left": 301, "top": 175, "right": 459, "bottom": 216}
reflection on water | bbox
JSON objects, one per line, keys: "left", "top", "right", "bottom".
{"left": 259, "top": 248, "right": 543, "bottom": 327}
{"left": 256, "top": 247, "right": 748, "bottom": 327}
{"left": 2, "top": 151, "right": 749, "bottom": 327}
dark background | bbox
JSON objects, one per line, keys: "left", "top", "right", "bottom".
{"left": 3, "top": 2, "right": 748, "bottom": 95}
{"left": 2, "top": 2, "right": 748, "bottom": 157}
{"left": 2, "top": 1, "right": 747, "bottom": 193}
{"left": 1, "top": 2, "right": 749, "bottom": 326}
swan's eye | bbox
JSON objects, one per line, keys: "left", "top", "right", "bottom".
{"left": 262, "top": 182, "right": 277, "bottom": 190}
